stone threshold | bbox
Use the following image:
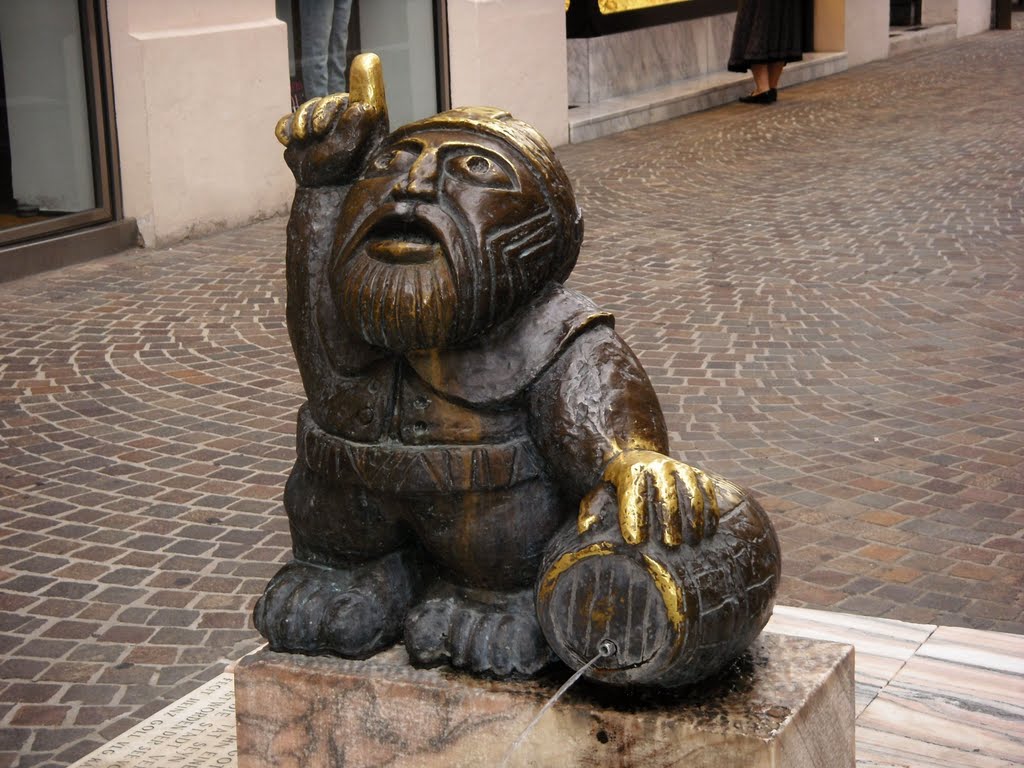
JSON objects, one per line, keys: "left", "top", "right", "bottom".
{"left": 568, "top": 52, "right": 848, "bottom": 144}
{"left": 888, "top": 23, "right": 958, "bottom": 56}
{"left": 567, "top": 19, "right": 965, "bottom": 146}
{"left": 68, "top": 606, "right": 1024, "bottom": 768}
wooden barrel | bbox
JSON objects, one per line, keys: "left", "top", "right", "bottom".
{"left": 535, "top": 485, "right": 781, "bottom": 688}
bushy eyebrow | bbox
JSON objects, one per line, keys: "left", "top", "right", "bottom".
{"left": 386, "top": 137, "right": 425, "bottom": 153}
{"left": 385, "top": 135, "right": 514, "bottom": 161}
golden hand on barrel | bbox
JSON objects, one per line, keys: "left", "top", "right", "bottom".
{"left": 579, "top": 450, "right": 745, "bottom": 547}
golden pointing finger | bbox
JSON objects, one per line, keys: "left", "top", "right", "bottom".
{"left": 348, "top": 53, "right": 387, "bottom": 114}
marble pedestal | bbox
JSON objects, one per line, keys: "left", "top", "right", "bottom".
{"left": 234, "top": 633, "right": 854, "bottom": 768}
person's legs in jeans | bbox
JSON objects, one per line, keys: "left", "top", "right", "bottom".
{"left": 326, "top": 0, "right": 354, "bottom": 94}
{"left": 300, "top": 0, "right": 332, "bottom": 98}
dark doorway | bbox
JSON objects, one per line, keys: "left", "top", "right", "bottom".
{"left": 890, "top": 0, "right": 922, "bottom": 26}
{"left": 0, "top": 38, "right": 13, "bottom": 213}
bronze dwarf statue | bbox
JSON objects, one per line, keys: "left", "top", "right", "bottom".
{"left": 253, "top": 54, "right": 781, "bottom": 688}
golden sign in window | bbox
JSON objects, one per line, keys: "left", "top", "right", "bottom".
{"left": 599, "top": 0, "right": 693, "bottom": 13}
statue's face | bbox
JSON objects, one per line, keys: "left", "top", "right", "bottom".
{"left": 333, "top": 126, "right": 556, "bottom": 351}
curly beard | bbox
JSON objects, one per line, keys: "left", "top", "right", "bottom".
{"left": 335, "top": 250, "right": 458, "bottom": 352}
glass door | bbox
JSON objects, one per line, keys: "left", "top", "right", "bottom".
{"left": 356, "top": 0, "right": 443, "bottom": 126}
{"left": 279, "top": 0, "right": 447, "bottom": 128}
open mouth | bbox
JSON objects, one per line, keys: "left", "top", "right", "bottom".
{"left": 364, "top": 217, "right": 442, "bottom": 265}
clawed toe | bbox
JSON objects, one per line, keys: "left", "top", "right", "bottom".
{"left": 405, "top": 587, "right": 555, "bottom": 678}
{"left": 253, "top": 553, "right": 419, "bottom": 658}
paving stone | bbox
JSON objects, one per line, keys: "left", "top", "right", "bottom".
{"left": 0, "top": 684, "right": 61, "bottom": 705}
{"left": 2, "top": 26, "right": 1023, "bottom": 768}
{"left": 0, "top": 728, "right": 32, "bottom": 751}
{"left": 2, "top": 575, "right": 57, "bottom": 594}
{"left": 29, "top": 727, "right": 94, "bottom": 753}
{"left": 65, "top": 646, "right": 123, "bottom": 664}
{"left": 37, "top": 663, "right": 102, "bottom": 685}
{"left": 90, "top": 587, "right": 145, "bottom": 605}
{"left": 9, "top": 706, "right": 71, "bottom": 727}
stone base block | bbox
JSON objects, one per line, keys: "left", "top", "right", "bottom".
{"left": 234, "top": 632, "right": 854, "bottom": 768}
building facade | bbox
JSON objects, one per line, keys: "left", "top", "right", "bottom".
{"left": 0, "top": 0, "right": 995, "bottom": 280}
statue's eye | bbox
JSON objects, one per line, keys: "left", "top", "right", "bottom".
{"left": 449, "top": 154, "right": 513, "bottom": 188}
{"left": 370, "top": 147, "right": 417, "bottom": 174}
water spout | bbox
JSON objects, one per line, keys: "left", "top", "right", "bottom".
{"left": 499, "top": 639, "right": 617, "bottom": 767}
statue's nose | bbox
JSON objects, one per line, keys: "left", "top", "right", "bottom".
{"left": 394, "top": 149, "right": 439, "bottom": 199}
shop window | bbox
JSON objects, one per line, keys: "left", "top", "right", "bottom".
{"left": 0, "top": 0, "right": 119, "bottom": 248}
{"left": 277, "top": 0, "right": 445, "bottom": 127}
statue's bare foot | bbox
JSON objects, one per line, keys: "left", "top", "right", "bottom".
{"left": 405, "top": 585, "right": 556, "bottom": 677}
{"left": 253, "top": 550, "right": 419, "bottom": 658}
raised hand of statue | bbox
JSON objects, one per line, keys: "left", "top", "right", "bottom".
{"left": 579, "top": 449, "right": 745, "bottom": 548}
{"left": 275, "top": 53, "right": 390, "bottom": 188}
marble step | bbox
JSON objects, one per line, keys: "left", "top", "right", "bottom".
{"left": 568, "top": 51, "right": 848, "bottom": 144}
{"left": 888, "top": 23, "right": 957, "bottom": 56}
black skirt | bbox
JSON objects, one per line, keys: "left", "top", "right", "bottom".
{"left": 727, "top": 0, "right": 804, "bottom": 73}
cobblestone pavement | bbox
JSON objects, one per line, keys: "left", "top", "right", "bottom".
{"left": 2, "top": 27, "right": 1023, "bottom": 768}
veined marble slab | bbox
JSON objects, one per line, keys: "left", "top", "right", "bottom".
{"left": 857, "top": 625, "right": 1024, "bottom": 768}
{"left": 569, "top": 15, "right": 715, "bottom": 103}
{"left": 767, "top": 605, "right": 935, "bottom": 714}
{"left": 768, "top": 606, "right": 935, "bottom": 658}
{"left": 857, "top": 725, "right": 1021, "bottom": 768}
{"left": 916, "top": 625, "right": 1024, "bottom": 676}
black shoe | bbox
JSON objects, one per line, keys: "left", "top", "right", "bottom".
{"left": 768, "top": 88, "right": 778, "bottom": 102}
{"left": 739, "top": 90, "right": 774, "bottom": 104}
